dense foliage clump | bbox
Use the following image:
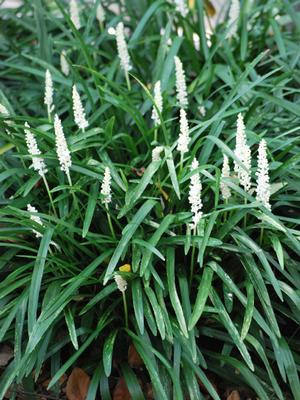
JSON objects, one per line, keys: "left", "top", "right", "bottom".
{"left": 0, "top": 0, "right": 299, "bottom": 399}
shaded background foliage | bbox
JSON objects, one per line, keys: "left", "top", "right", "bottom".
{"left": 0, "top": 0, "right": 300, "bottom": 399}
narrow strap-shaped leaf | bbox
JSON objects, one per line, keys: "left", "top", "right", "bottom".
{"left": 210, "top": 288, "right": 254, "bottom": 371}
{"left": 165, "top": 147, "right": 180, "bottom": 199}
{"left": 103, "top": 329, "right": 118, "bottom": 377}
{"left": 144, "top": 286, "right": 165, "bottom": 340}
{"left": 241, "top": 282, "right": 254, "bottom": 340}
{"left": 166, "top": 248, "right": 188, "bottom": 337}
{"left": 188, "top": 266, "right": 214, "bottom": 331}
{"left": 64, "top": 307, "right": 78, "bottom": 350}
{"left": 132, "top": 279, "right": 144, "bottom": 334}
{"left": 104, "top": 200, "right": 156, "bottom": 284}
{"left": 28, "top": 227, "right": 54, "bottom": 334}
{"left": 82, "top": 181, "right": 99, "bottom": 237}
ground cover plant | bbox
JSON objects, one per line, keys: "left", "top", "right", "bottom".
{"left": 0, "top": 0, "right": 300, "bottom": 398}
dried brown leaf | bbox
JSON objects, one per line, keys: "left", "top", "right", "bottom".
{"left": 128, "top": 344, "right": 143, "bottom": 369}
{"left": 66, "top": 368, "right": 90, "bottom": 400}
{"left": 0, "top": 344, "right": 13, "bottom": 367}
{"left": 227, "top": 390, "right": 241, "bottom": 400}
{"left": 113, "top": 377, "right": 131, "bottom": 400}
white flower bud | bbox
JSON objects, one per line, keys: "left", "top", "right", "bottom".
{"left": 44, "top": 69, "right": 54, "bottom": 116}
{"left": 27, "top": 204, "right": 43, "bottom": 238}
{"left": 152, "top": 146, "right": 164, "bottom": 162}
{"left": 70, "top": 0, "right": 81, "bottom": 29}
{"left": 72, "top": 85, "right": 88, "bottom": 131}
{"left": 221, "top": 155, "right": 231, "bottom": 200}
{"left": 116, "top": 22, "right": 131, "bottom": 74}
{"left": 234, "top": 113, "right": 251, "bottom": 192}
{"left": 96, "top": 2, "right": 105, "bottom": 24}
{"left": 60, "top": 50, "right": 70, "bottom": 76}
{"left": 54, "top": 114, "right": 72, "bottom": 176}
{"left": 151, "top": 81, "right": 163, "bottom": 126}
{"left": 174, "top": 56, "right": 188, "bottom": 108}
{"left": 101, "top": 166, "right": 112, "bottom": 205}
{"left": 24, "top": 122, "right": 47, "bottom": 176}
{"left": 173, "top": 0, "right": 188, "bottom": 17}
{"left": 189, "top": 158, "right": 203, "bottom": 229}
{"left": 256, "top": 139, "right": 271, "bottom": 210}
{"left": 177, "top": 108, "right": 190, "bottom": 154}
{"left": 114, "top": 274, "right": 127, "bottom": 292}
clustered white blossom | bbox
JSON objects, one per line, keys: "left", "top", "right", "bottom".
{"left": 54, "top": 114, "right": 72, "bottom": 176}
{"left": 60, "top": 50, "right": 69, "bottom": 76}
{"left": 152, "top": 146, "right": 164, "bottom": 162}
{"left": 173, "top": 0, "right": 188, "bottom": 17}
{"left": 234, "top": 113, "right": 251, "bottom": 192}
{"left": 44, "top": 69, "right": 54, "bottom": 117}
{"left": 70, "top": 0, "right": 81, "bottom": 29}
{"left": 72, "top": 85, "right": 88, "bottom": 131}
{"left": 101, "top": 166, "right": 112, "bottom": 205}
{"left": 227, "top": 0, "right": 240, "bottom": 39}
{"left": 188, "top": 158, "right": 203, "bottom": 229}
{"left": 0, "top": 104, "right": 9, "bottom": 116}
{"left": 256, "top": 139, "right": 271, "bottom": 210}
{"left": 24, "top": 122, "right": 47, "bottom": 176}
{"left": 221, "top": 154, "right": 231, "bottom": 200}
{"left": 177, "top": 108, "right": 190, "bottom": 154}
{"left": 151, "top": 81, "right": 163, "bottom": 126}
{"left": 27, "top": 204, "right": 43, "bottom": 238}
{"left": 174, "top": 56, "right": 188, "bottom": 108}
{"left": 116, "top": 22, "right": 131, "bottom": 74}
{"left": 114, "top": 274, "right": 127, "bottom": 292}
{"left": 96, "top": 2, "right": 105, "bottom": 25}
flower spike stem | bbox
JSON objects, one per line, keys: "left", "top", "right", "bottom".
{"left": 67, "top": 172, "right": 79, "bottom": 211}
{"left": 154, "top": 127, "right": 158, "bottom": 144}
{"left": 42, "top": 174, "right": 57, "bottom": 218}
{"left": 106, "top": 204, "right": 116, "bottom": 240}
{"left": 259, "top": 226, "right": 264, "bottom": 247}
{"left": 125, "top": 71, "right": 131, "bottom": 91}
{"left": 179, "top": 152, "right": 184, "bottom": 174}
{"left": 244, "top": 197, "right": 247, "bottom": 229}
{"left": 189, "top": 227, "right": 197, "bottom": 286}
{"left": 122, "top": 291, "right": 128, "bottom": 329}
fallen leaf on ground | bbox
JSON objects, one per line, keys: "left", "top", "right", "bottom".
{"left": 0, "top": 344, "right": 13, "bottom": 366}
{"left": 227, "top": 390, "right": 241, "bottom": 400}
{"left": 113, "top": 377, "right": 131, "bottom": 400}
{"left": 128, "top": 344, "right": 143, "bottom": 368}
{"left": 66, "top": 368, "right": 90, "bottom": 400}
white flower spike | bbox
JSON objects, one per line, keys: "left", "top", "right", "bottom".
{"left": 72, "top": 85, "right": 88, "bottom": 131}
{"left": 44, "top": 69, "right": 54, "bottom": 118}
{"left": 189, "top": 158, "right": 203, "bottom": 229}
{"left": 116, "top": 22, "right": 131, "bottom": 74}
{"left": 256, "top": 139, "right": 271, "bottom": 210}
{"left": 101, "top": 166, "right": 112, "bottom": 205}
{"left": 54, "top": 114, "right": 72, "bottom": 177}
{"left": 177, "top": 108, "right": 190, "bottom": 154}
{"left": 151, "top": 81, "right": 163, "bottom": 126}
{"left": 24, "top": 122, "right": 47, "bottom": 177}
{"left": 27, "top": 204, "right": 43, "bottom": 238}
{"left": 60, "top": 50, "right": 69, "bottom": 76}
{"left": 221, "top": 154, "right": 231, "bottom": 200}
{"left": 96, "top": 2, "right": 105, "bottom": 25}
{"left": 174, "top": 56, "right": 188, "bottom": 108}
{"left": 152, "top": 146, "right": 164, "bottom": 162}
{"left": 234, "top": 113, "right": 251, "bottom": 192}
{"left": 114, "top": 274, "right": 127, "bottom": 292}
{"left": 70, "top": 0, "right": 81, "bottom": 29}
{"left": 227, "top": 0, "right": 240, "bottom": 39}
{"left": 174, "top": 0, "right": 188, "bottom": 17}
